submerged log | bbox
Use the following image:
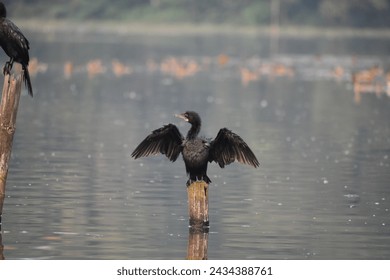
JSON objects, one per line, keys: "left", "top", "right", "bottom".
{"left": 187, "top": 180, "right": 209, "bottom": 228}
{"left": 0, "top": 73, "right": 23, "bottom": 223}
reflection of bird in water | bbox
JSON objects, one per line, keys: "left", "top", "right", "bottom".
{"left": 132, "top": 111, "right": 259, "bottom": 186}
{"left": 0, "top": 2, "right": 33, "bottom": 97}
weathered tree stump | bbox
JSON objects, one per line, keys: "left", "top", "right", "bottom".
{"left": 0, "top": 73, "right": 23, "bottom": 226}
{"left": 187, "top": 180, "right": 209, "bottom": 228}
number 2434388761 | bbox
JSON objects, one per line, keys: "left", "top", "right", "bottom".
{"left": 209, "top": 266, "right": 273, "bottom": 276}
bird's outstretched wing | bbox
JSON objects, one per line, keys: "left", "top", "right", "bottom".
{"left": 209, "top": 128, "right": 259, "bottom": 168}
{"left": 131, "top": 124, "right": 183, "bottom": 162}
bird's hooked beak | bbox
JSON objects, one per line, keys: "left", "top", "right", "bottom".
{"left": 175, "top": 113, "right": 188, "bottom": 122}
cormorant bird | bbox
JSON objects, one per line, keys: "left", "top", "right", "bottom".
{"left": 0, "top": 2, "right": 33, "bottom": 97}
{"left": 132, "top": 111, "right": 259, "bottom": 186}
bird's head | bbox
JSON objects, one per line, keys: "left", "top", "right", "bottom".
{"left": 175, "top": 111, "right": 201, "bottom": 125}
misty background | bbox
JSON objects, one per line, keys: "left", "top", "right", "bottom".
{"left": 4, "top": 0, "right": 390, "bottom": 29}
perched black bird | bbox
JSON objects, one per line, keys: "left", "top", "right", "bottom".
{"left": 0, "top": 2, "right": 33, "bottom": 97}
{"left": 132, "top": 111, "right": 259, "bottom": 186}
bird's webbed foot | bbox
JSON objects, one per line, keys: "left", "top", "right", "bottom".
{"left": 3, "top": 61, "right": 12, "bottom": 76}
{"left": 186, "top": 179, "right": 193, "bottom": 187}
{"left": 186, "top": 176, "right": 211, "bottom": 187}
{"left": 3, "top": 63, "right": 8, "bottom": 76}
{"left": 186, "top": 177, "right": 202, "bottom": 187}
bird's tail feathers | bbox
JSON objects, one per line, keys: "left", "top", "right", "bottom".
{"left": 22, "top": 65, "right": 33, "bottom": 97}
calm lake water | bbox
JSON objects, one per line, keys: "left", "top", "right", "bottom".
{"left": 1, "top": 27, "right": 390, "bottom": 259}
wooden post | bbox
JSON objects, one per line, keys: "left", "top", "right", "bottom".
{"left": 186, "top": 227, "right": 208, "bottom": 260}
{"left": 187, "top": 181, "right": 209, "bottom": 228}
{"left": 0, "top": 73, "right": 23, "bottom": 226}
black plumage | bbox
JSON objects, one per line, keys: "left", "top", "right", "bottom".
{"left": 132, "top": 111, "right": 259, "bottom": 185}
{"left": 0, "top": 2, "right": 33, "bottom": 97}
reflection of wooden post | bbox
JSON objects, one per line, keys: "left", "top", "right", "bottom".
{"left": 0, "top": 74, "right": 23, "bottom": 224}
{"left": 187, "top": 227, "right": 208, "bottom": 260}
{"left": 0, "top": 232, "right": 4, "bottom": 259}
{"left": 187, "top": 181, "right": 209, "bottom": 228}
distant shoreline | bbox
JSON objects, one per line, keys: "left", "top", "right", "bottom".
{"left": 18, "top": 19, "right": 390, "bottom": 39}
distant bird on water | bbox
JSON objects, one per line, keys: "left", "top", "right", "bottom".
{"left": 0, "top": 2, "right": 33, "bottom": 97}
{"left": 132, "top": 111, "right": 259, "bottom": 186}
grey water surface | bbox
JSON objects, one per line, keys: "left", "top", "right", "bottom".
{"left": 1, "top": 30, "right": 389, "bottom": 259}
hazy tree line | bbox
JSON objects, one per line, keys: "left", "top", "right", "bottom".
{"left": 4, "top": 0, "right": 390, "bottom": 28}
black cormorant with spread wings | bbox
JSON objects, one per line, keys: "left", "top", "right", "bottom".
{"left": 132, "top": 111, "right": 259, "bottom": 186}
{"left": 0, "top": 2, "right": 33, "bottom": 97}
